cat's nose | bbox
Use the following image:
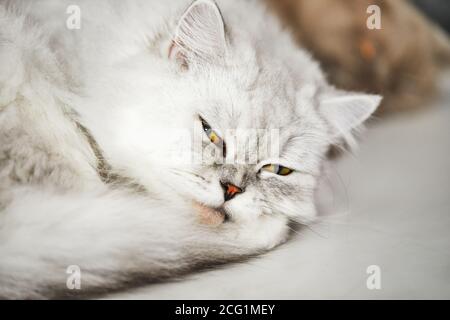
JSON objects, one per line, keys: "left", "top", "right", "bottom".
{"left": 220, "top": 181, "right": 244, "bottom": 201}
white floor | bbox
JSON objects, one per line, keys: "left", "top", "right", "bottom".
{"left": 107, "top": 81, "right": 450, "bottom": 299}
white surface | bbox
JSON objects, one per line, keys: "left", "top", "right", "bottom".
{"left": 106, "top": 87, "right": 450, "bottom": 299}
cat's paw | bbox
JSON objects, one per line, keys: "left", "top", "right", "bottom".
{"left": 193, "top": 201, "right": 225, "bottom": 227}
{"left": 230, "top": 214, "right": 290, "bottom": 251}
{"left": 191, "top": 202, "right": 289, "bottom": 251}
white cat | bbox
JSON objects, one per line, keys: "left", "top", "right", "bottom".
{"left": 0, "top": 0, "right": 381, "bottom": 298}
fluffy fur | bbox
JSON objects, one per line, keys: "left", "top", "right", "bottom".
{"left": 0, "top": 0, "right": 381, "bottom": 298}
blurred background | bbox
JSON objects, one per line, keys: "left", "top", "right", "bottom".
{"left": 412, "top": 0, "right": 450, "bottom": 32}
{"left": 266, "top": 0, "right": 450, "bottom": 114}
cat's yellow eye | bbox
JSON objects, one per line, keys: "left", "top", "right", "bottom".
{"left": 261, "top": 164, "right": 294, "bottom": 176}
{"left": 200, "top": 117, "right": 223, "bottom": 146}
{"left": 209, "top": 131, "right": 219, "bottom": 144}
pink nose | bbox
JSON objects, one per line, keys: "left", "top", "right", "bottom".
{"left": 221, "top": 182, "right": 243, "bottom": 201}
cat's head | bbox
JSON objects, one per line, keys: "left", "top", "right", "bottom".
{"left": 131, "top": 0, "right": 381, "bottom": 224}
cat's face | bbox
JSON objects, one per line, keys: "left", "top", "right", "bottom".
{"left": 143, "top": 0, "right": 380, "bottom": 224}
{"left": 163, "top": 63, "right": 327, "bottom": 224}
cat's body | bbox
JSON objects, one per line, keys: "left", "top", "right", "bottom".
{"left": 0, "top": 0, "right": 380, "bottom": 298}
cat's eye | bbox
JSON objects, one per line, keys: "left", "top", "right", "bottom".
{"left": 200, "top": 117, "right": 221, "bottom": 144}
{"left": 261, "top": 164, "right": 294, "bottom": 176}
{"left": 200, "top": 117, "right": 226, "bottom": 156}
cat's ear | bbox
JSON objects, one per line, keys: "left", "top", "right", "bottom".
{"left": 318, "top": 90, "right": 381, "bottom": 142}
{"left": 169, "top": 0, "right": 226, "bottom": 67}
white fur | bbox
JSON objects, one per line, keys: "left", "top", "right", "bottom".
{"left": 0, "top": 0, "right": 380, "bottom": 298}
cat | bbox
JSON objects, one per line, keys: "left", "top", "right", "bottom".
{"left": 0, "top": 0, "right": 381, "bottom": 299}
